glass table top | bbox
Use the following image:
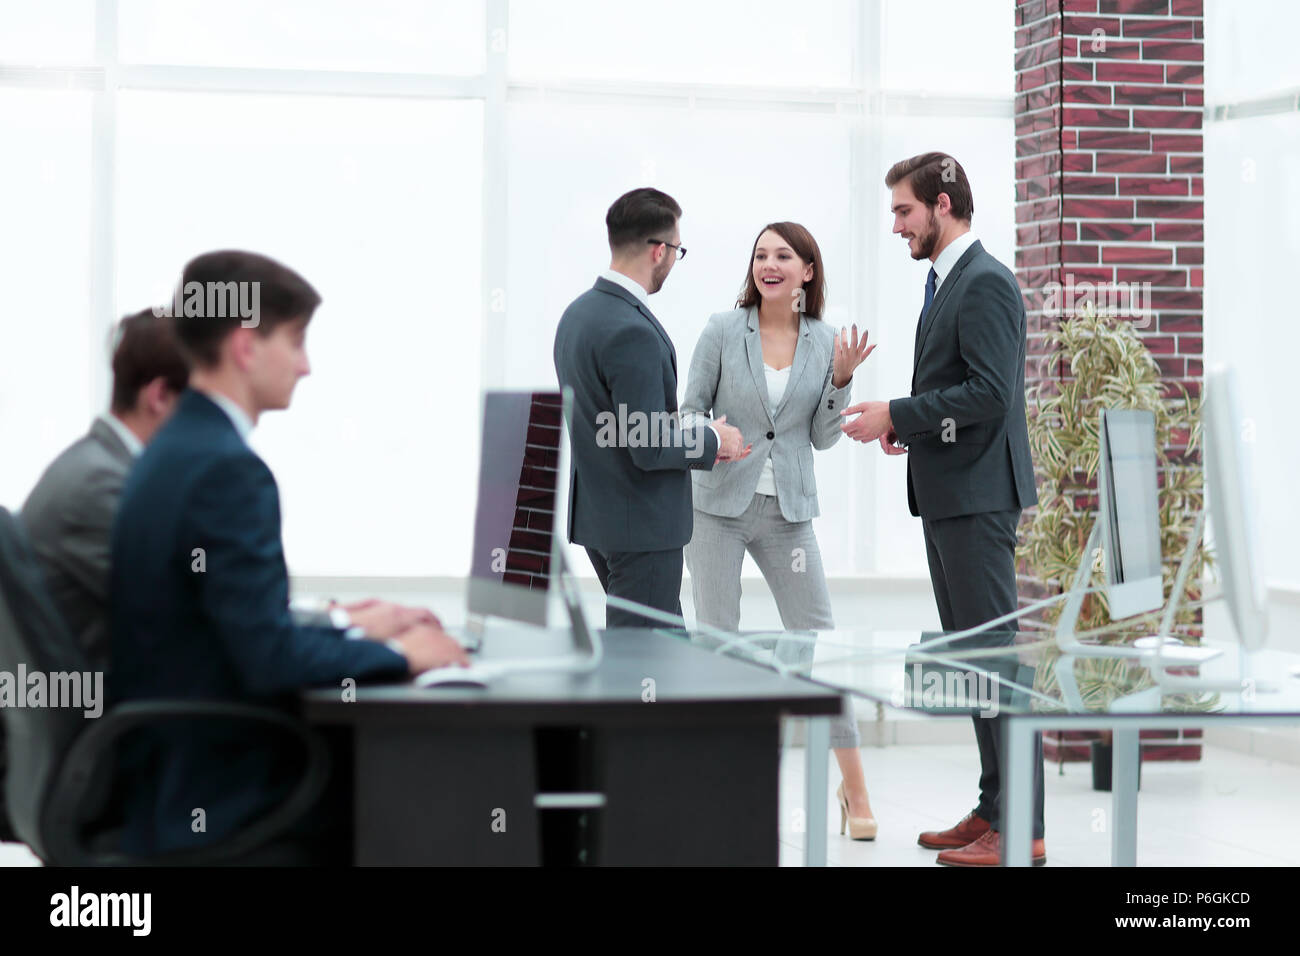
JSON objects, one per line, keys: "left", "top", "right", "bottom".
{"left": 661, "top": 627, "right": 1300, "bottom": 720}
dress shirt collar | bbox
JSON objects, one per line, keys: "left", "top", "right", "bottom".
{"left": 932, "top": 231, "right": 979, "bottom": 289}
{"left": 600, "top": 268, "right": 652, "bottom": 309}
{"left": 199, "top": 389, "right": 256, "bottom": 444}
{"left": 97, "top": 412, "right": 144, "bottom": 457}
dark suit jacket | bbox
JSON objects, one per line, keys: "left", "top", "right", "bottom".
{"left": 110, "top": 389, "right": 407, "bottom": 856}
{"left": 21, "top": 417, "right": 133, "bottom": 670}
{"left": 888, "top": 240, "right": 1038, "bottom": 520}
{"left": 553, "top": 278, "right": 719, "bottom": 553}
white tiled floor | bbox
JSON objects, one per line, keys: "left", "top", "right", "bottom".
{"left": 5, "top": 741, "right": 1296, "bottom": 867}
{"left": 778, "top": 742, "right": 1300, "bottom": 866}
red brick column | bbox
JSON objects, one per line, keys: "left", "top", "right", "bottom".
{"left": 1014, "top": 0, "right": 1204, "bottom": 762}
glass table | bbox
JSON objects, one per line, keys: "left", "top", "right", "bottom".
{"left": 680, "top": 626, "right": 1300, "bottom": 866}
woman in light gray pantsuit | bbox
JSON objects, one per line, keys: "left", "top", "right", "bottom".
{"left": 682, "top": 221, "right": 879, "bottom": 839}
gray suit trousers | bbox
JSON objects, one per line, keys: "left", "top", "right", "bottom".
{"left": 685, "top": 494, "right": 859, "bottom": 748}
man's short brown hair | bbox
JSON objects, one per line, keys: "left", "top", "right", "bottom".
{"left": 110, "top": 310, "right": 189, "bottom": 413}
{"left": 172, "top": 250, "right": 321, "bottom": 369}
{"left": 605, "top": 187, "right": 682, "bottom": 256}
{"left": 885, "top": 152, "right": 975, "bottom": 222}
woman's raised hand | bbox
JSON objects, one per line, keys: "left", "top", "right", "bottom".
{"left": 832, "top": 324, "right": 875, "bottom": 388}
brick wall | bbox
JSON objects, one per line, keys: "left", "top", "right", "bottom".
{"left": 1014, "top": 0, "right": 1204, "bottom": 762}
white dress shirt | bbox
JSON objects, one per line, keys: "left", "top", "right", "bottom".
{"left": 599, "top": 268, "right": 652, "bottom": 307}
{"left": 98, "top": 412, "right": 144, "bottom": 458}
{"left": 201, "top": 389, "right": 256, "bottom": 444}
{"left": 932, "top": 231, "right": 979, "bottom": 290}
{"left": 754, "top": 363, "right": 791, "bottom": 496}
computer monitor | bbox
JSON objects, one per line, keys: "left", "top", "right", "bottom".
{"left": 1203, "top": 365, "right": 1268, "bottom": 650}
{"left": 466, "top": 388, "right": 575, "bottom": 629}
{"left": 1097, "top": 408, "right": 1164, "bottom": 619}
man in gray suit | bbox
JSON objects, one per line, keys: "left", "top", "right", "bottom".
{"left": 554, "top": 187, "right": 748, "bottom": 627}
{"left": 841, "top": 153, "right": 1043, "bottom": 866}
{"left": 21, "top": 310, "right": 190, "bottom": 670}
{"left": 2, "top": 310, "right": 187, "bottom": 842}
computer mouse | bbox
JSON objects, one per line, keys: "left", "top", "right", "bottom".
{"left": 415, "top": 667, "right": 491, "bottom": 689}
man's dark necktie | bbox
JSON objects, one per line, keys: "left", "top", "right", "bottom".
{"left": 918, "top": 267, "right": 938, "bottom": 331}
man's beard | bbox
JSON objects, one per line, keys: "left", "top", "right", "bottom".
{"left": 912, "top": 208, "right": 940, "bottom": 260}
{"left": 648, "top": 257, "right": 672, "bottom": 294}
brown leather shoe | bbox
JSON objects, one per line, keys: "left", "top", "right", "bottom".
{"left": 935, "top": 829, "right": 1047, "bottom": 867}
{"left": 917, "top": 811, "right": 991, "bottom": 849}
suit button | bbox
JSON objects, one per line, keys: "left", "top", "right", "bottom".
{"left": 766, "top": 431, "right": 775, "bottom": 440}
{"left": 828, "top": 401, "right": 834, "bottom": 409}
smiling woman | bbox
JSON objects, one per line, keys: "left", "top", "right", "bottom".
{"left": 680, "top": 219, "right": 878, "bottom": 835}
{"left": 737, "top": 222, "right": 827, "bottom": 322}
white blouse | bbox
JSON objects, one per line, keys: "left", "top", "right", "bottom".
{"left": 755, "top": 363, "right": 791, "bottom": 497}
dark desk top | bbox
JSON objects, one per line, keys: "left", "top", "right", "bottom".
{"left": 302, "top": 628, "right": 843, "bottom": 727}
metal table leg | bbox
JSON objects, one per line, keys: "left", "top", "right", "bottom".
{"left": 1001, "top": 717, "right": 1034, "bottom": 867}
{"left": 1111, "top": 726, "right": 1140, "bottom": 867}
{"left": 803, "top": 716, "right": 830, "bottom": 867}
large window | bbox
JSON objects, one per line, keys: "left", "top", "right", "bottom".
{"left": 115, "top": 91, "right": 483, "bottom": 576}
{"left": 1205, "top": 0, "right": 1300, "bottom": 590}
{"left": 2, "top": 0, "right": 1016, "bottom": 581}
{"left": 0, "top": 89, "right": 94, "bottom": 507}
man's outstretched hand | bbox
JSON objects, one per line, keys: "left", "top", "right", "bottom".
{"left": 840, "top": 401, "right": 893, "bottom": 444}
{"left": 713, "top": 414, "right": 753, "bottom": 463}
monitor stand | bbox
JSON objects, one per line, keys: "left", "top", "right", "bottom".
{"left": 1054, "top": 521, "right": 1155, "bottom": 659}
{"left": 1054, "top": 516, "right": 1221, "bottom": 665}
{"left": 451, "top": 552, "right": 602, "bottom": 671}
{"left": 1142, "top": 511, "right": 1272, "bottom": 695}
{"left": 1056, "top": 511, "right": 1271, "bottom": 705}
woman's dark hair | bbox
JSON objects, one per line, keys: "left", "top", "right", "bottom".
{"left": 735, "top": 222, "right": 826, "bottom": 319}
{"left": 884, "top": 151, "right": 974, "bottom": 222}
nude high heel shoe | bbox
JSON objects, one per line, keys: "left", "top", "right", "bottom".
{"left": 837, "top": 782, "right": 878, "bottom": 841}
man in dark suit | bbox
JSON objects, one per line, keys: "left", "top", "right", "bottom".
{"left": 554, "top": 188, "right": 748, "bottom": 627}
{"left": 841, "top": 153, "right": 1044, "bottom": 866}
{"left": 111, "top": 250, "right": 468, "bottom": 861}
{"left": 22, "top": 310, "right": 188, "bottom": 670}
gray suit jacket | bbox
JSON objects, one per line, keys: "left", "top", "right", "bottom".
{"left": 888, "top": 240, "right": 1038, "bottom": 520}
{"left": 20, "top": 417, "right": 134, "bottom": 669}
{"left": 553, "top": 277, "right": 719, "bottom": 553}
{"left": 682, "top": 307, "right": 851, "bottom": 523}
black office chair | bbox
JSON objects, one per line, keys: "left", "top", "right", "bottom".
{"left": 0, "top": 507, "right": 332, "bottom": 865}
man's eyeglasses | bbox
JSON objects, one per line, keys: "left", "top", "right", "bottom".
{"left": 647, "top": 239, "right": 687, "bottom": 260}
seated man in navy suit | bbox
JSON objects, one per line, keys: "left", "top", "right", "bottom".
{"left": 111, "top": 250, "right": 468, "bottom": 862}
